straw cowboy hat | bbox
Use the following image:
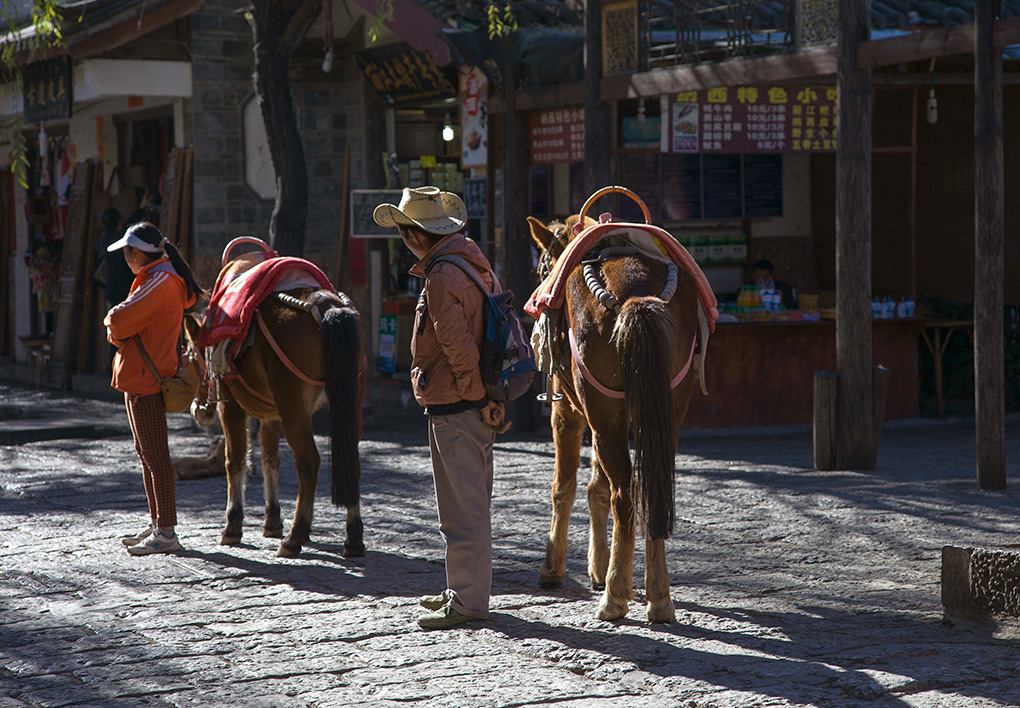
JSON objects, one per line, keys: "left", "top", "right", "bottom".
{"left": 373, "top": 186, "right": 467, "bottom": 236}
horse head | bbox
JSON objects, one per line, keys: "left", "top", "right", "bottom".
{"left": 526, "top": 214, "right": 594, "bottom": 280}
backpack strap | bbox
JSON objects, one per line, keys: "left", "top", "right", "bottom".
{"left": 427, "top": 253, "right": 493, "bottom": 296}
{"left": 417, "top": 251, "right": 495, "bottom": 337}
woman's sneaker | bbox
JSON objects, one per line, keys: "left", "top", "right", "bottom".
{"left": 121, "top": 524, "right": 154, "bottom": 547}
{"left": 127, "top": 529, "right": 182, "bottom": 556}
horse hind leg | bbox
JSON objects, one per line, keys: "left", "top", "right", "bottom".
{"left": 645, "top": 536, "right": 675, "bottom": 623}
{"left": 258, "top": 418, "right": 284, "bottom": 538}
{"left": 592, "top": 434, "right": 636, "bottom": 621}
{"left": 587, "top": 458, "right": 611, "bottom": 590}
{"left": 219, "top": 402, "right": 249, "bottom": 545}
{"left": 277, "top": 414, "right": 319, "bottom": 558}
{"left": 344, "top": 503, "right": 364, "bottom": 558}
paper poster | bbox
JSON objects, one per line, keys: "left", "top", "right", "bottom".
{"left": 460, "top": 66, "right": 488, "bottom": 168}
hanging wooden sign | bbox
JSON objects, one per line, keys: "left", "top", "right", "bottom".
{"left": 23, "top": 57, "right": 72, "bottom": 122}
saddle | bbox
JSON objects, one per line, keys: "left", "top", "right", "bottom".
{"left": 525, "top": 217, "right": 719, "bottom": 331}
{"left": 198, "top": 254, "right": 334, "bottom": 349}
{"left": 527, "top": 217, "right": 718, "bottom": 396}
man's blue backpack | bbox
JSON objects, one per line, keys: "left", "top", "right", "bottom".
{"left": 428, "top": 254, "right": 537, "bottom": 401}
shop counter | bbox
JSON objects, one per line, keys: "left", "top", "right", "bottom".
{"left": 683, "top": 317, "right": 925, "bottom": 428}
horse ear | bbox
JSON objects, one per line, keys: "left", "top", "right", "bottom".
{"left": 527, "top": 216, "right": 556, "bottom": 252}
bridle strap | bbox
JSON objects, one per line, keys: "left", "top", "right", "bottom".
{"left": 567, "top": 326, "right": 696, "bottom": 399}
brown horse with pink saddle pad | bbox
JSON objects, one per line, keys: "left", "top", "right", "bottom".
{"left": 184, "top": 236, "right": 366, "bottom": 558}
{"left": 526, "top": 186, "right": 717, "bottom": 622}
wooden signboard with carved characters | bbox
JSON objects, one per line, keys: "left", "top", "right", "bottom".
{"left": 50, "top": 160, "right": 95, "bottom": 387}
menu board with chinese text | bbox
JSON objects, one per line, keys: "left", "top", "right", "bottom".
{"left": 669, "top": 85, "right": 837, "bottom": 154}
{"left": 529, "top": 107, "right": 585, "bottom": 164}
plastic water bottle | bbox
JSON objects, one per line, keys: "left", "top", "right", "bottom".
{"left": 871, "top": 297, "right": 881, "bottom": 319}
{"left": 883, "top": 297, "right": 895, "bottom": 319}
{"left": 904, "top": 297, "right": 915, "bottom": 317}
{"left": 896, "top": 298, "right": 907, "bottom": 318}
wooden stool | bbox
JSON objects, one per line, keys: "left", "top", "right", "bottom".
{"left": 19, "top": 336, "right": 53, "bottom": 388}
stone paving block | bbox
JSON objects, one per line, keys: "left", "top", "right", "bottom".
{"left": 942, "top": 545, "right": 1020, "bottom": 618}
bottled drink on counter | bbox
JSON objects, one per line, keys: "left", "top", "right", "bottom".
{"left": 896, "top": 298, "right": 908, "bottom": 318}
{"left": 883, "top": 297, "right": 895, "bottom": 319}
{"left": 904, "top": 297, "right": 915, "bottom": 317}
{"left": 871, "top": 297, "right": 881, "bottom": 319}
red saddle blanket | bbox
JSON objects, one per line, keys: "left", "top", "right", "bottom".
{"left": 524, "top": 219, "right": 719, "bottom": 332}
{"left": 199, "top": 256, "right": 334, "bottom": 348}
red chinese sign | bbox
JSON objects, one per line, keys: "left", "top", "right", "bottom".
{"left": 670, "top": 85, "right": 838, "bottom": 154}
{"left": 529, "top": 107, "right": 585, "bottom": 164}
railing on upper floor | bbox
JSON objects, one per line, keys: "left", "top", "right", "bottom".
{"left": 602, "top": 0, "right": 838, "bottom": 75}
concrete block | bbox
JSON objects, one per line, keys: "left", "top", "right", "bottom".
{"left": 942, "top": 545, "right": 1020, "bottom": 618}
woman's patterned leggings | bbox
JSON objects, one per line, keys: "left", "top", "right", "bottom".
{"left": 124, "top": 392, "right": 177, "bottom": 529}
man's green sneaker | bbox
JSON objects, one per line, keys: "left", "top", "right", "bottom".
{"left": 417, "top": 605, "right": 479, "bottom": 630}
{"left": 419, "top": 589, "right": 453, "bottom": 611}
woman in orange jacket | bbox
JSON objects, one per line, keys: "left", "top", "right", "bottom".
{"left": 104, "top": 222, "right": 203, "bottom": 555}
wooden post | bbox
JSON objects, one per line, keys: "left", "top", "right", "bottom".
{"left": 835, "top": 0, "right": 874, "bottom": 469}
{"left": 336, "top": 144, "right": 351, "bottom": 291}
{"left": 974, "top": 1, "right": 1006, "bottom": 490}
{"left": 813, "top": 370, "right": 838, "bottom": 471}
{"left": 503, "top": 62, "right": 536, "bottom": 432}
{"left": 870, "top": 365, "right": 890, "bottom": 468}
{"left": 584, "top": 0, "right": 613, "bottom": 196}
{"left": 50, "top": 161, "right": 95, "bottom": 389}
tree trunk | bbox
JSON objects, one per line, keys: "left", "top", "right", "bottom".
{"left": 250, "top": 0, "right": 314, "bottom": 257}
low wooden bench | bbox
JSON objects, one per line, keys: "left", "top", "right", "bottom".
{"left": 18, "top": 335, "right": 53, "bottom": 388}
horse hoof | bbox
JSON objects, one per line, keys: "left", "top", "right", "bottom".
{"left": 343, "top": 541, "right": 365, "bottom": 558}
{"left": 646, "top": 601, "right": 676, "bottom": 624}
{"left": 597, "top": 597, "right": 628, "bottom": 621}
{"left": 539, "top": 572, "right": 564, "bottom": 588}
{"left": 276, "top": 542, "right": 301, "bottom": 558}
{"left": 263, "top": 526, "right": 283, "bottom": 539}
{"left": 220, "top": 533, "right": 242, "bottom": 546}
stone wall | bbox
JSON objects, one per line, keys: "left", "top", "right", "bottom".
{"left": 188, "top": 1, "right": 385, "bottom": 297}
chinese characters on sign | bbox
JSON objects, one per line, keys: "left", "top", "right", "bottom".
{"left": 23, "top": 57, "right": 72, "bottom": 122}
{"left": 670, "top": 86, "right": 838, "bottom": 154}
{"left": 356, "top": 42, "right": 457, "bottom": 105}
{"left": 461, "top": 66, "right": 488, "bottom": 168}
{"left": 529, "top": 107, "right": 585, "bottom": 164}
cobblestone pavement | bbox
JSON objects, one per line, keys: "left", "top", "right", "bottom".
{"left": 2, "top": 381, "right": 1020, "bottom": 708}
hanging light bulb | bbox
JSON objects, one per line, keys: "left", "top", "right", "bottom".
{"left": 636, "top": 98, "right": 646, "bottom": 124}
{"left": 442, "top": 114, "right": 455, "bottom": 142}
{"left": 926, "top": 87, "right": 937, "bottom": 124}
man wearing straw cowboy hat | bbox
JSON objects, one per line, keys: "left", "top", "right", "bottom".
{"left": 374, "top": 186, "right": 509, "bottom": 630}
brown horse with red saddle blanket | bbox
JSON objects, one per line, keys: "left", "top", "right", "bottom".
{"left": 526, "top": 187, "right": 717, "bottom": 622}
{"left": 184, "top": 237, "right": 366, "bottom": 558}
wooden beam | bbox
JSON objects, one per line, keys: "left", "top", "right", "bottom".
{"left": 584, "top": 15, "right": 1020, "bottom": 104}
{"left": 69, "top": 0, "right": 205, "bottom": 60}
{"left": 600, "top": 46, "right": 837, "bottom": 101}
{"left": 488, "top": 82, "right": 584, "bottom": 114}
{"left": 858, "top": 15, "right": 1020, "bottom": 69}
{"left": 585, "top": 0, "right": 612, "bottom": 196}
{"left": 974, "top": 1, "right": 1006, "bottom": 490}
{"left": 835, "top": 0, "right": 874, "bottom": 470}
{"left": 502, "top": 62, "right": 537, "bottom": 432}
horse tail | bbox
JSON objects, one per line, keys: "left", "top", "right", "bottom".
{"left": 614, "top": 296, "right": 677, "bottom": 540}
{"left": 317, "top": 295, "right": 363, "bottom": 507}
